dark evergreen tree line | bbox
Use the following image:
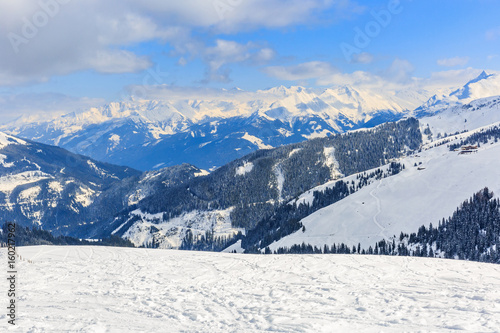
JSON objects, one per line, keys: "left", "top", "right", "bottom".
{"left": 0, "top": 222, "right": 135, "bottom": 247}
{"left": 449, "top": 126, "right": 500, "bottom": 151}
{"left": 180, "top": 230, "right": 244, "bottom": 252}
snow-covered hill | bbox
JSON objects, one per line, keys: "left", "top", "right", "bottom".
{"left": 268, "top": 124, "right": 500, "bottom": 252}
{"left": 0, "top": 131, "right": 140, "bottom": 232}
{"left": 1, "top": 85, "right": 431, "bottom": 170}
{"left": 0, "top": 130, "right": 211, "bottom": 237}
{"left": 419, "top": 95, "right": 500, "bottom": 141}
{"left": 5, "top": 246, "right": 500, "bottom": 332}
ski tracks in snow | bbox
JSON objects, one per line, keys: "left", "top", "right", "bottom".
{"left": 3, "top": 246, "right": 500, "bottom": 332}
{"left": 369, "top": 179, "right": 389, "bottom": 241}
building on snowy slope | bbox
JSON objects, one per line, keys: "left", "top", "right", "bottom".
{"left": 449, "top": 126, "right": 500, "bottom": 152}
{"left": 458, "top": 145, "right": 479, "bottom": 155}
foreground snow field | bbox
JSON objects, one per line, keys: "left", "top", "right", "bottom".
{"left": 2, "top": 246, "right": 500, "bottom": 332}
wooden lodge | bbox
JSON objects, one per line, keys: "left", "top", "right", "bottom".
{"left": 458, "top": 145, "right": 478, "bottom": 155}
{"left": 461, "top": 145, "right": 478, "bottom": 150}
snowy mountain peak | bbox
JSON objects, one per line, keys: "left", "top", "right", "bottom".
{"left": 466, "top": 70, "right": 493, "bottom": 85}
{"left": 450, "top": 71, "right": 498, "bottom": 100}
{"left": 414, "top": 71, "right": 500, "bottom": 117}
{"left": 262, "top": 85, "right": 306, "bottom": 96}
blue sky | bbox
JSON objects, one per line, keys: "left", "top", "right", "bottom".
{"left": 0, "top": 0, "right": 499, "bottom": 121}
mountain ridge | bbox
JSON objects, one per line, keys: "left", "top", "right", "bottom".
{"left": 1, "top": 84, "right": 433, "bottom": 170}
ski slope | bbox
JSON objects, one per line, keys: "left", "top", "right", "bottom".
{"left": 270, "top": 136, "right": 500, "bottom": 251}
{"left": 2, "top": 246, "right": 500, "bottom": 332}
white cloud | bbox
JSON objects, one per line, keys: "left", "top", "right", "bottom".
{"left": 263, "top": 61, "right": 338, "bottom": 81}
{"left": 0, "top": 0, "right": 361, "bottom": 86}
{"left": 437, "top": 56, "right": 470, "bottom": 67}
{"left": 350, "top": 52, "right": 374, "bottom": 64}
{"left": 321, "top": 67, "right": 492, "bottom": 92}
{"left": 267, "top": 58, "right": 494, "bottom": 94}
{"left": 202, "top": 40, "right": 276, "bottom": 83}
{"left": 314, "top": 58, "right": 415, "bottom": 89}
{"left": 85, "top": 50, "right": 152, "bottom": 74}
{"left": 384, "top": 58, "right": 414, "bottom": 83}
{"left": 0, "top": 93, "right": 105, "bottom": 125}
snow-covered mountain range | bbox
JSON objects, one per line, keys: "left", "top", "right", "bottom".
{"left": 90, "top": 91, "right": 500, "bottom": 252}
{"left": 1, "top": 94, "right": 500, "bottom": 255}
{"left": 1, "top": 71, "right": 500, "bottom": 256}
{"left": 4, "top": 72, "right": 500, "bottom": 171}
{"left": 413, "top": 70, "right": 500, "bottom": 117}
{"left": 1, "top": 84, "right": 434, "bottom": 170}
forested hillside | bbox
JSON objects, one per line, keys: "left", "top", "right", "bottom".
{"left": 105, "top": 118, "right": 422, "bottom": 248}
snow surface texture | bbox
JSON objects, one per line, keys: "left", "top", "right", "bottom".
{"left": 2, "top": 246, "right": 499, "bottom": 332}
{"left": 241, "top": 133, "right": 273, "bottom": 150}
{"left": 235, "top": 161, "right": 254, "bottom": 176}
{"left": 0, "top": 171, "right": 52, "bottom": 193}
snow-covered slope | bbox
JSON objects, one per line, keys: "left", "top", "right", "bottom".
{"left": 1, "top": 85, "right": 431, "bottom": 170}
{"left": 0, "top": 131, "right": 26, "bottom": 149}
{"left": 268, "top": 127, "right": 500, "bottom": 252}
{"left": 119, "top": 207, "right": 244, "bottom": 249}
{"left": 5, "top": 246, "right": 500, "bottom": 332}
{"left": 419, "top": 95, "right": 500, "bottom": 141}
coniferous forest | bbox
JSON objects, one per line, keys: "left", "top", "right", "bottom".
{"left": 0, "top": 222, "right": 135, "bottom": 247}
